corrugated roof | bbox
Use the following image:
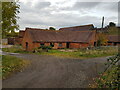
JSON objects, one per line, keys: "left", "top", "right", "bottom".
{"left": 59, "top": 24, "right": 94, "bottom": 31}
{"left": 25, "top": 28, "right": 96, "bottom": 43}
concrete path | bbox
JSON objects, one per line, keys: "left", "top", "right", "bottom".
{"left": 2, "top": 53, "right": 109, "bottom": 88}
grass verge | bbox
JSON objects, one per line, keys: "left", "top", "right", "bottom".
{"left": 2, "top": 55, "right": 30, "bottom": 79}
{"left": 2, "top": 45, "right": 31, "bottom": 54}
{"left": 2, "top": 46, "right": 118, "bottom": 59}
{"left": 41, "top": 47, "right": 118, "bottom": 59}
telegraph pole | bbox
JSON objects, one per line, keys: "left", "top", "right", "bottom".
{"left": 101, "top": 16, "right": 104, "bottom": 31}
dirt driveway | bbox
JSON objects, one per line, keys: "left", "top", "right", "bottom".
{"left": 3, "top": 53, "right": 109, "bottom": 88}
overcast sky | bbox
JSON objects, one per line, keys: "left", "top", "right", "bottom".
{"left": 18, "top": 0, "right": 119, "bottom": 30}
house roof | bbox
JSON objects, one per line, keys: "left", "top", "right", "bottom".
{"left": 93, "top": 28, "right": 108, "bottom": 32}
{"left": 25, "top": 28, "right": 96, "bottom": 43}
{"left": 19, "top": 30, "right": 25, "bottom": 38}
{"left": 108, "top": 35, "right": 120, "bottom": 42}
{"left": 59, "top": 24, "right": 94, "bottom": 31}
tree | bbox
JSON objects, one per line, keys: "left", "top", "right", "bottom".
{"left": 49, "top": 27, "right": 56, "bottom": 30}
{"left": 108, "top": 27, "right": 118, "bottom": 35}
{"left": 109, "top": 22, "right": 116, "bottom": 27}
{"left": 2, "top": 2, "right": 20, "bottom": 38}
{"left": 97, "top": 33, "right": 108, "bottom": 46}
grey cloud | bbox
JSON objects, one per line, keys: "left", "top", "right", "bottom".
{"left": 18, "top": 1, "right": 118, "bottom": 30}
{"left": 19, "top": 2, "right": 52, "bottom": 16}
{"left": 96, "top": 2, "right": 118, "bottom": 13}
{"left": 53, "top": 2, "right": 100, "bottom": 12}
{"left": 34, "top": 2, "right": 51, "bottom": 9}
{"left": 57, "top": 2, "right": 118, "bottom": 14}
{"left": 73, "top": 2, "right": 101, "bottom": 9}
{"left": 19, "top": 12, "right": 101, "bottom": 29}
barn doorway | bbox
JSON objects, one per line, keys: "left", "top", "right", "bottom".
{"left": 26, "top": 42, "right": 28, "bottom": 50}
{"left": 94, "top": 42, "right": 97, "bottom": 46}
{"left": 66, "top": 42, "right": 70, "bottom": 48}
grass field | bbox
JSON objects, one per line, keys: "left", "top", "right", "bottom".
{"left": 2, "top": 55, "right": 30, "bottom": 79}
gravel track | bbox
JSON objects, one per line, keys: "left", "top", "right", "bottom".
{"left": 2, "top": 53, "right": 109, "bottom": 88}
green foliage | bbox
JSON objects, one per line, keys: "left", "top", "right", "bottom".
{"left": 109, "top": 22, "right": 116, "bottom": 27}
{"left": 2, "top": 46, "right": 118, "bottom": 58}
{"left": 97, "top": 33, "right": 108, "bottom": 46}
{"left": 107, "top": 27, "right": 118, "bottom": 35}
{"left": 6, "top": 32, "right": 19, "bottom": 38}
{"left": 2, "top": 55, "right": 29, "bottom": 79}
{"left": 90, "top": 55, "right": 119, "bottom": 89}
{"left": 97, "top": 40, "right": 101, "bottom": 47}
{"left": 41, "top": 46, "right": 118, "bottom": 58}
{"left": 40, "top": 45, "right": 52, "bottom": 49}
{"left": 33, "top": 47, "right": 42, "bottom": 53}
{"left": 33, "top": 46, "right": 52, "bottom": 53}
{"left": 49, "top": 27, "right": 56, "bottom": 30}
{"left": 2, "top": 2, "right": 20, "bottom": 38}
{"left": 2, "top": 45, "right": 30, "bottom": 53}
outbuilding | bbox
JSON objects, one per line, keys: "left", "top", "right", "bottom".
{"left": 22, "top": 28, "right": 96, "bottom": 51}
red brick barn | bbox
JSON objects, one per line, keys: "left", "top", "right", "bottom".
{"left": 22, "top": 28, "right": 96, "bottom": 51}
{"left": 107, "top": 35, "right": 120, "bottom": 46}
{"left": 18, "top": 30, "right": 25, "bottom": 45}
{"left": 13, "top": 30, "right": 25, "bottom": 45}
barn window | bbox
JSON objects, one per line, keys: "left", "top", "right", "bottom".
{"left": 40, "top": 43, "right": 44, "bottom": 46}
{"left": 50, "top": 43, "right": 54, "bottom": 47}
{"left": 59, "top": 43, "right": 62, "bottom": 47}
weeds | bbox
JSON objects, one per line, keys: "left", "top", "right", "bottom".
{"left": 41, "top": 46, "right": 118, "bottom": 59}
{"left": 2, "top": 46, "right": 118, "bottom": 59}
{"left": 2, "top": 55, "right": 30, "bottom": 79}
{"left": 89, "top": 55, "right": 119, "bottom": 89}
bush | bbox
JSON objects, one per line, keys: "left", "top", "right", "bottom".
{"left": 40, "top": 45, "right": 52, "bottom": 50}
{"left": 90, "top": 55, "right": 119, "bottom": 89}
{"left": 33, "top": 46, "right": 52, "bottom": 53}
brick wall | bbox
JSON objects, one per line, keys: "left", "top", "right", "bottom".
{"left": 22, "top": 30, "right": 95, "bottom": 51}
{"left": 22, "top": 30, "right": 34, "bottom": 51}
{"left": 33, "top": 43, "right": 40, "bottom": 48}
{"left": 45, "top": 43, "right": 50, "bottom": 46}
{"left": 33, "top": 42, "right": 51, "bottom": 48}
{"left": 30, "top": 42, "right": 66, "bottom": 50}
{"left": 52, "top": 42, "right": 66, "bottom": 49}
{"left": 69, "top": 43, "right": 89, "bottom": 48}
{"left": 52, "top": 43, "right": 58, "bottom": 49}
{"left": 19, "top": 38, "right": 23, "bottom": 45}
{"left": 14, "top": 37, "right": 22, "bottom": 45}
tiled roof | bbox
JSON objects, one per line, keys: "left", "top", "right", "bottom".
{"left": 59, "top": 24, "right": 94, "bottom": 31}
{"left": 25, "top": 28, "right": 96, "bottom": 43}
{"left": 108, "top": 35, "right": 120, "bottom": 42}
